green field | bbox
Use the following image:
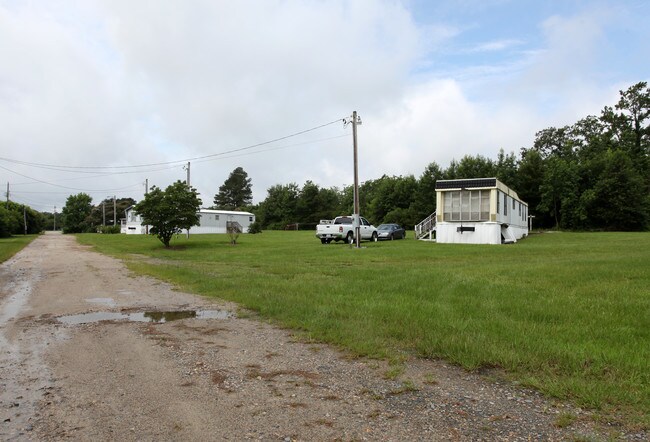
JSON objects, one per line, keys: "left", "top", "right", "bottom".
{"left": 77, "top": 231, "right": 650, "bottom": 427}
{"left": 0, "top": 235, "right": 38, "bottom": 263}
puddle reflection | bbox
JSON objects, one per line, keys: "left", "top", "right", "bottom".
{"left": 58, "top": 309, "right": 232, "bottom": 325}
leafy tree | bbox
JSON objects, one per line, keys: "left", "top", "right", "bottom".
{"left": 0, "top": 205, "right": 19, "bottom": 237}
{"left": 615, "top": 82, "right": 650, "bottom": 158}
{"left": 295, "top": 181, "right": 320, "bottom": 224}
{"left": 495, "top": 149, "right": 518, "bottom": 188}
{"left": 61, "top": 193, "right": 93, "bottom": 233}
{"left": 454, "top": 154, "right": 496, "bottom": 179}
{"left": 256, "top": 183, "right": 299, "bottom": 229}
{"left": 213, "top": 167, "right": 253, "bottom": 210}
{"left": 516, "top": 149, "right": 548, "bottom": 227}
{"left": 135, "top": 181, "right": 202, "bottom": 247}
{"left": 365, "top": 175, "right": 418, "bottom": 227}
{"left": 533, "top": 126, "right": 575, "bottom": 158}
{"left": 538, "top": 156, "right": 579, "bottom": 229}
{"left": 412, "top": 161, "right": 443, "bottom": 221}
{"left": 295, "top": 181, "right": 339, "bottom": 226}
{"left": 584, "top": 150, "right": 649, "bottom": 230}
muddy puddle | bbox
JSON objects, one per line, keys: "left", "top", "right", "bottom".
{"left": 57, "top": 309, "right": 233, "bottom": 325}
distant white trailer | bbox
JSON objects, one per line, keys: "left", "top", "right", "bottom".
{"left": 121, "top": 207, "right": 255, "bottom": 235}
{"left": 123, "top": 206, "right": 147, "bottom": 235}
{"left": 190, "top": 209, "right": 255, "bottom": 234}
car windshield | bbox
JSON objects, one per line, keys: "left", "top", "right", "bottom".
{"left": 334, "top": 217, "right": 353, "bottom": 224}
{"left": 377, "top": 224, "right": 394, "bottom": 230}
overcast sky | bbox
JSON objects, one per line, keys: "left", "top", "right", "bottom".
{"left": 1, "top": 0, "right": 648, "bottom": 213}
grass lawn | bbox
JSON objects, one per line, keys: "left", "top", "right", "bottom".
{"left": 77, "top": 231, "right": 650, "bottom": 428}
{"left": 0, "top": 235, "right": 38, "bottom": 263}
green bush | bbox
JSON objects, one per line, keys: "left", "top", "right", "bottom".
{"left": 98, "top": 225, "right": 121, "bottom": 234}
{"left": 247, "top": 220, "right": 263, "bottom": 234}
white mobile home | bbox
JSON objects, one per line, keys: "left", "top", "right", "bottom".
{"left": 121, "top": 207, "right": 256, "bottom": 235}
{"left": 416, "top": 178, "right": 528, "bottom": 244}
{"left": 190, "top": 209, "right": 255, "bottom": 234}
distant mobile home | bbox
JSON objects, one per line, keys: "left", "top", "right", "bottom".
{"left": 416, "top": 178, "right": 528, "bottom": 245}
{"left": 122, "top": 207, "right": 255, "bottom": 235}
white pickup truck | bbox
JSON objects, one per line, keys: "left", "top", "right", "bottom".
{"left": 315, "top": 215, "right": 378, "bottom": 244}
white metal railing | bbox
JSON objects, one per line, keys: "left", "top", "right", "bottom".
{"left": 414, "top": 211, "right": 437, "bottom": 240}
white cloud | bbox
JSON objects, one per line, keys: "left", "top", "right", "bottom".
{"left": 0, "top": 0, "right": 645, "bottom": 212}
{"left": 467, "top": 39, "right": 523, "bottom": 53}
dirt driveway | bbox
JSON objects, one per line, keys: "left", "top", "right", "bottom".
{"left": 0, "top": 232, "right": 632, "bottom": 441}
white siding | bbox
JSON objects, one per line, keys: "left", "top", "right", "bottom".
{"left": 122, "top": 208, "right": 255, "bottom": 235}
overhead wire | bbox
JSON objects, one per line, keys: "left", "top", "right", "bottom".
{"left": 0, "top": 118, "right": 345, "bottom": 171}
{"left": 1, "top": 117, "right": 347, "bottom": 208}
{"left": 0, "top": 164, "right": 145, "bottom": 192}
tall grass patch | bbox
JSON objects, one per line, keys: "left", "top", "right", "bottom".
{"left": 77, "top": 231, "right": 650, "bottom": 426}
{"left": 0, "top": 235, "right": 38, "bottom": 263}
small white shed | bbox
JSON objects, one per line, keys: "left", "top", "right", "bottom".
{"left": 121, "top": 207, "right": 256, "bottom": 235}
{"left": 434, "top": 178, "right": 528, "bottom": 244}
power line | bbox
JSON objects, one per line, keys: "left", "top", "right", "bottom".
{"left": 0, "top": 118, "right": 344, "bottom": 171}
{"left": 191, "top": 134, "right": 348, "bottom": 165}
{"left": 0, "top": 164, "right": 144, "bottom": 192}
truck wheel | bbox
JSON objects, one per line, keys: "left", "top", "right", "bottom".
{"left": 346, "top": 232, "right": 354, "bottom": 244}
{"left": 372, "top": 232, "right": 378, "bottom": 242}
{"left": 325, "top": 239, "right": 332, "bottom": 244}
{"left": 320, "top": 238, "right": 327, "bottom": 244}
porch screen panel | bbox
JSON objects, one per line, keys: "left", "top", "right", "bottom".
{"left": 480, "top": 191, "right": 490, "bottom": 220}
{"left": 470, "top": 191, "right": 480, "bottom": 220}
{"left": 443, "top": 190, "right": 491, "bottom": 221}
{"left": 461, "top": 191, "right": 470, "bottom": 220}
{"left": 443, "top": 192, "right": 453, "bottom": 221}
{"left": 451, "top": 191, "right": 460, "bottom": 221}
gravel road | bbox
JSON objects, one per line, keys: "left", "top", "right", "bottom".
{"left": 0, "top": 232, "right": 639, "bottom": 441}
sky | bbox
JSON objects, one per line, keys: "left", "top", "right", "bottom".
{"left": 0, "top": 0, "right": 648, "bottom": 214}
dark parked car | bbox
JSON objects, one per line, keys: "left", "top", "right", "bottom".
{"left": 376, "top": 223, "right": 406, "bottom": 240}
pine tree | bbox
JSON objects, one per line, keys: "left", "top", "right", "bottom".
{"left": 213, "top": 167, "right": 253, "bottom": 210}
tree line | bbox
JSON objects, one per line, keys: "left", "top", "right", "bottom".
{"left": 0, "top": 201, "right": 44, "bottom": 237}
{"left": 249, "top": 82, "right": 649, "bottom": 231}
{"left": 8, "top": 82, "right": 648, "bottom": 237}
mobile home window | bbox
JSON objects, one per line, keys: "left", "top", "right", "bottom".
{"left": 215, "top": 215, "right": 220, "bottom": 220}
{"left": 249, "top": 216, "right": 253, "bottom": 222}
{"left": 443, "top": 190, "right": 489, "bottom": 222}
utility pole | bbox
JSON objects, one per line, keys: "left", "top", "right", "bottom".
{"left": 113, "top": 195, "right": 116, "bottom": 226}
{"left": 23, "top": 205, "right": 27, "bottom": 235}
{"left": 6, "top": 182, "right": 8, "bottom": 204}
{"left": 53, "top": 206, "right": 56, "bottom": 231}
{"left": 144, "top": 179, "right": 149, "bottom": 235}
{"left": 102, "top": 201, "right": 106, "bottom": 226}
{"left": 345, "top": 111, "right": 362, "bottom": 248}
{"left": 184, "top": 163, "right": 190, "bottom": 238}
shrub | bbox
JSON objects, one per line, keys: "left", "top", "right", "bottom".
{"left": 248, "top": 220, "right": 263, "bottom": 234}
{"left": 98, "top": 225, "right": 121, "bottom": 234}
